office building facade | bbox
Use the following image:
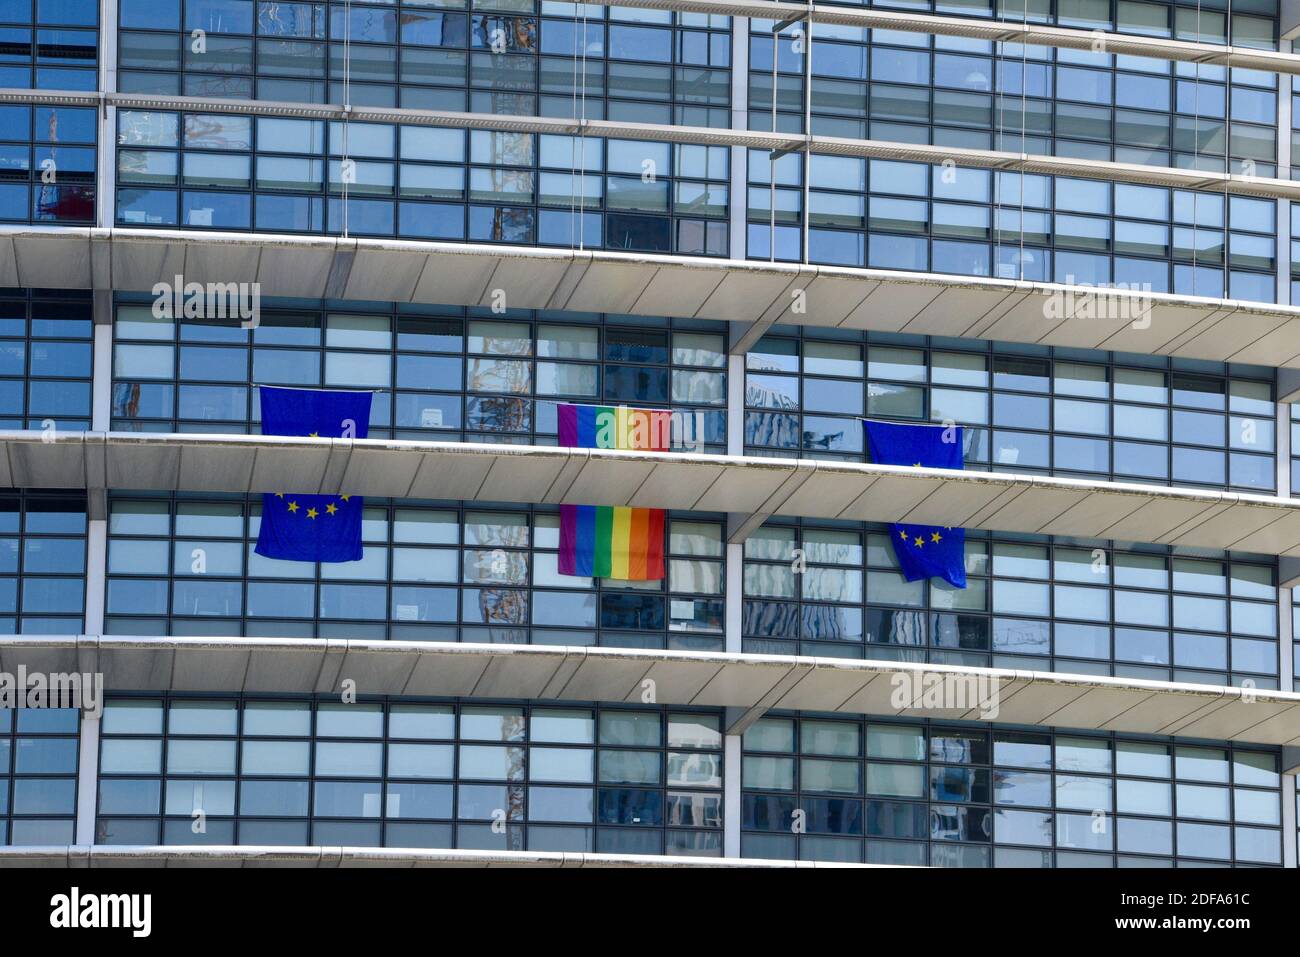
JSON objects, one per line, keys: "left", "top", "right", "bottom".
{"left": 0, "top": 0, "right": 1299, "bottom": 867}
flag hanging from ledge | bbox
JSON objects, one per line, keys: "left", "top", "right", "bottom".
{"left": 559, "top": 504, "right": 665, "bottom": 579}
{"left": 863, "top": 419, "right": 967, "bottom": 589}
{"left": 557, "top": 402, "right": 667, "bottom": 580}
{"left": 558, "top": 402, "right": 673, "bottom": 451}
{"left": 255, "top": 386, "right": 372, "bottom": 563}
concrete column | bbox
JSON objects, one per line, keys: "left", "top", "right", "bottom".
{"left": 728, "top": 17, "right": 749, "bottom": 261}
{"left": 96, "top": 0, "right": 117, "bottom": 231}
{"left": 1281, "top": 772, "right": 1297, "bottom": 867}
{"left": 75, "top": 712, "right": 100, "bottom": 846}
{"left": 77, "top": 3, "right": 114, "bottom": 850}
{"left": 1278, "top": 393, "right": 1294, "bottom": 695}
{"left": 87, "top": 314, "right": 113, "bottom": 585}
{"left": 1274, "top": 71, "right": 1295, "bottom": 867}
{"left": 726, "top": 352, "right": 744, "bottom": 654}
{"left": 92, "top": 313, "right": 112, "bottom": 433}
{"left": 723, "top": 733, "right": 742, "bottom": 857}
{"left": 84, "top": 520, "right": 106, "bottom": 636}
{"left": 723, "top": 351, "right": 745, "bottom": 856}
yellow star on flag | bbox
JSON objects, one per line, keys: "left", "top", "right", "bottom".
{"left": 340, "top": 495, "right": 351, "bottom": 502}
{"left": 309, "top": 431, "right": 319, "bottom": 437}
{"left": 306, "top": 507, "right": 319, "bottom": 519}
{"left": 931, "top": 531, "right": 942, "bottom": 543}
{"left": 913, "top": 535, "right": 924, "bottom": 547}
{"left": 287, "top": 501, "right": 299, "bottom": 513}
{"left": 913, "top": 462, "right": 922, "bottom": 468}
{"left": 326, "top": 503, "right": 338, "bottom": 515}
{"left": 898, "top": 529, "right": 908, "bottom": 541}
{"left": 274, "top": 493, "right": 284, "bottom": 498}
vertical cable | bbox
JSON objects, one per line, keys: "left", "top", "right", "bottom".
{"left": 341, "top": 0, "right": 352, "bottom": 239}
{"left": 801, "top": 0, "right": 812, "bottom": 265}
{"left": 1193, "top": 0, "right": 1202, "bottom": 294}
{"left": 994, "top": 4, "right": 1004, "bottom": 276}
{"left": 770, "top": 18, "right": 778, "bottom": 263}
{"left": 1019, "top": 0, "right": 1027, "bottom": 279}
{"left": 575, "top": 2, "right": 589, "bottom": 252}
{"left": 994, "top": 2, "right": 1007, "bottom": 277}
{"left": 570, "top": 7, "right": 580, "bottom": 249}
{"left": 1226, "top": 0, "right": 1233, "bottom": 301}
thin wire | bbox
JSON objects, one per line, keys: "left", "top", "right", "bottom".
{"left": 769, "top": 18, "right": 778, "bottom": 263}
{"left": 994, "top": 3, "right": 1005, "bottom": 275}
{"left": 1019, "top": 0, "right": 1027, "bottom": 279}
{"left": 578, "top": 3, "right": 589, "bottom": 252}
{"left": 801, "top": 0, "right": 812, "bottom": 265}
{"left": 1225, "top": 0, "right": 1232, "bottom": 302}
{"left": 1193, "top": 0, "right": 1202, "bottom": 294}
{"left": 570, "top": 7, "right": 580, "bottom": 249}
{"left": 341, "top": 0, "right": 352, "bottom": 239}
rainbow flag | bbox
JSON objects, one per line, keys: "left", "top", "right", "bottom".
{"left": 559, "top": 504, "right": 665, "bottom": 579}
{"left": 557, "top": 403, "right": 668, "bottom": 580}
{"left": 558, "top": 403, "right": 672, "bottom": 451}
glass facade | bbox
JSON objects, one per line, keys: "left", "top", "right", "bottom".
{"left": 742, "top": 521, "right": 1278, "bottom": 686}
{"left": 105, "top": 495, "right": 726, "bottom": 647}
{"left": 0, "top": 104, "right": 97, "bottom": 224}
{"left": 0, "top": 290, "right": 94, "bottom": 429}
{"left": 0, "top": 492, "right": 88, "bottom": 635}
{"left": 749, "top": 156, "right": 1278, "bottom": 298}
{"left": 746, "top": 330, "right": 1276, "bottom": 492}
{"left": 751, "top": 13, "right": 1277, "bottom": 175}
{"left": 0, "top": 0, "right": 1294, "bottom": 869}
{"left": 741, "top": 715, "right": 1284, "bottom": 866}
{"left": 117, "top": 2, "right": 732, "bottom": 125}
{"left": 0, "top": 707, "right": 79, "bottom": 846}
{"left": 116, "top": 110, "right": 730, "bottom": 251}
{"left": 0, "top": 0, "right": 98, "bottom": 90}
{"left": 110, "top": 305, "right": 728, "bottom": 448}
{"left": 96, "top": 696, "right": 725, "bottom": 856}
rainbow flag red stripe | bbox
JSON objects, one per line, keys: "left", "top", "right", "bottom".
{"left": 558, "top": 504, "right": 665, "bottom": 579}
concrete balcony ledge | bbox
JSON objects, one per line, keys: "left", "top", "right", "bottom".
{"left": 7, "top": 430, "right": 1300, "bottom": 558}
{"left": 3, "top": 636, "right": 1297, "bottom": 746}
{"left": 0, "top": 845, "right": 862, "bottom": 868}
{"left": 4, "top": 226, "right": 1300, "bottom": 368}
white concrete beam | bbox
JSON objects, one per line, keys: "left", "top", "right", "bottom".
{"left": 13, "top": 431, "right": 1300, "bottom": 557}
{"left": 0, "top": 845, "right": 874, "bottom": 868}
{"left": 6, "top": 636, "right": 1300, "bottom": 746}
{"left": 8, "top": 228, "right": 1300, "bottom": 369}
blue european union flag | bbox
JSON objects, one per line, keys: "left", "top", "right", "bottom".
{"left": 255, "top": 386, "right": 373, "bottom": 563}
{"left": 864, "top": 419, "right": 967, "bottom": 588}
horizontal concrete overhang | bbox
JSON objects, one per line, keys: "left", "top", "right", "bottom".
{"left": 4, "top": 227, "right": 1300, "bottom": 368}
{"left": 0, "top": 846, "right": 859, "bottom": 868}
{"left": 6, "top": 636, "right": 1300, "bottom": 746}
{"left": 10, "top": 431, "right": 1300, "bottom": 558}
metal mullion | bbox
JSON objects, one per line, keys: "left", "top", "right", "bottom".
{"left": 306, "top": 697, "right": 320, "bottom": 841}
{"left": 801, "top": 0, "right": 811, "bottom": 265}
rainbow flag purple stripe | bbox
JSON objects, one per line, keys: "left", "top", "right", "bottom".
{"left": 557, "top": 403, "right": 672, "bottom": 451}
{"left": 558, "top": 504, "right": 665, "bottom": 579}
